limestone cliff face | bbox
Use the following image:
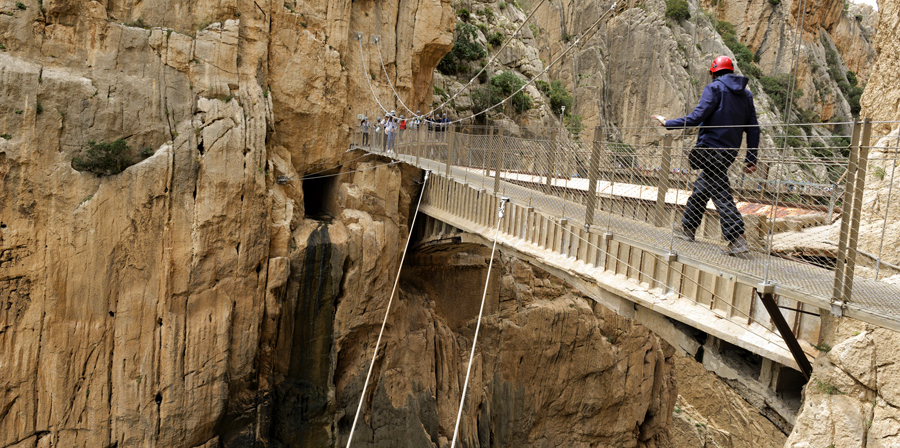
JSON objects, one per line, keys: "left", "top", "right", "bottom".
{"left": 437, "top": 0, "right": 876, "bottom": 141}
{"left": 861, "top": 0, "right": 900, "bottom": 129}
{"left": 785, "top": 329, "right": 900, "bottom": 448}
{"left": 0, "top": 0, "right": 450, "bottom": 446}
{"left": 785, "top": 3, "right": 900, "bottom": 446}
{"left": 331, "top": 251, "right": 678, "bottom": 447}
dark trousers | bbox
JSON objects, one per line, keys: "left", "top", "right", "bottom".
{"left": 682, "top": 160, "right": 744, "bottom": 242}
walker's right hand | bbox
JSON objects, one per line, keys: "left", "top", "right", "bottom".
{"left": 651, "top": 115, "right": 666, "bottom": 126}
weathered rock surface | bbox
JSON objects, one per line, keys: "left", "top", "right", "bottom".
{"left": 784, "top": 329, "right": 900, "bottom": 448}
{"left": 0, "top": 0, "right": 450, "bottom": 445}
{"left": 672, "top": 354, "right": 787, "bottom": 448}
{"left": 333, "top": 251, "right": 678, "bottom": 447}
{"left": 860, "top": 0, "right": 900, "bottom": 131}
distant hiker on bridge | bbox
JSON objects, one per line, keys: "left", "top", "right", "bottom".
{"left": 359, "top": 117, "right": 370, "bottom": 147}
{"left": 652, "top": 55, "right": 760, "bottom": 256}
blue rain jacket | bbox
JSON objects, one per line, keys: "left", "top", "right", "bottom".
{"left": 665, "top": 74, "right": 761, "bottom": 166}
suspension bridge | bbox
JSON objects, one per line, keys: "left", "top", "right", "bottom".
{"left": 335, "top": 0, "right": 900, "bottom": 443}
{"left": 345, "top": 119, "right": 900, "bottom": 374}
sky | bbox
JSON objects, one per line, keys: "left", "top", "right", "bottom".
{"left": 853, "top": 0, "right": 878, "bottom": 10}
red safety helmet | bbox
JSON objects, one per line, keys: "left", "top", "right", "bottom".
{"left": 710, "top": 56, "right": 734, "bottom": 74}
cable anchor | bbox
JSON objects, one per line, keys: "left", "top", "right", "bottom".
{"left": 353, "top": 32, "right": 362, "bottom": 41}
{"left": 498, "top": 196, "right": 510, "bottom": 219}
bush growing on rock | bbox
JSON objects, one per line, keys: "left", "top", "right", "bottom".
{"left": 665, "top": 0, "right": 690, "bottom": 21}
{"left": 548, "top": 80, "right": 572, "bottom": 116}
{"left": 437, "top": 23, "right": 485, "bottom": 75}
{"left": 72, "top": 139, "right": 151, "bottom": 176}
{"left": 491, "top": 71, "right": 532, "bottom": 113}
{"left": 715, "top": 21, "right": 762, "bottom": 78}
{"left": 760, "top": 74, "right": 803, "bottom": 116}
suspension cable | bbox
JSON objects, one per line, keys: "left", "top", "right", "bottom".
{"left": 358, "top": 36, "right": 390, "bottom": 117}
{"left": 425, "top": 0, "right": 548, "bottom": 118}
{"left": 375, "top": 36, "right": 416, "bottom": 117}
{"left": 449, "top": 197, "right": 510, "bottom": 448}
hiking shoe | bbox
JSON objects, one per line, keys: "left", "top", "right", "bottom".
{"left": 723, "top": 237, "right": 750, "bottom": 256}
{"left": 673, "top": 224, "right": 695, "bottom": 242}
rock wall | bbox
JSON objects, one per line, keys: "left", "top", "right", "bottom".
{"left": 331, "top": 249, "right": 678, "bottom": 447}
{"left": 860, "top": 0, "right": 900, "bottom": 130}
{"left": 784, "top": 329, "right": 900, "bottom": 448}
{"left": 672, "top": 354, "right": 787, "bottom": 448}
{"left": 433, "top": 0, "right": 876, "bottom": 149}
{"left": 0, "top": 0, "right": 451, "bottom": 446}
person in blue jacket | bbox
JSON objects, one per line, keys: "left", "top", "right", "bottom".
{"left": 652, "top": 56, "right": 760, "bottom": 256}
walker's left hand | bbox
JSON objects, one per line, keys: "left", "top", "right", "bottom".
{"left": 744, "top": 164, "right": 758, "bottom": 174}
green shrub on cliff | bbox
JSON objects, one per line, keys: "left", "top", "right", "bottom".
{"left": 715, "top": 21, "right": 762, "bottom": 78}
{"left": 72, "top": 139, "right": 149, "bottom": 176}
{"left": 491, "top": 71, "right": 532, "bottom": 113}
{"left": 665, "top": 0, "right": 690, "bottom": 21}
{"left": 437, "top": 23, "right": 485, "bottom": 75}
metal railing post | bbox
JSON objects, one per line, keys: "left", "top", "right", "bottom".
{"left": 493, "top": 128, "right": 502, "bottom": 194}
{"left": 832, "top": 118, "right": 863, "bottom": 314}
{"left": 545, "top": 128, "right": 557, "bottom": 187}
{"left": 486, "top": 127, "right": 496, "bottom": 177}
{"left": 655, "top": 135, "right": 674, "bottom": 227}
{"left": 584, "top": 126, "right": 603, "bottom": 228}
{"left": 842, "top": 118, "right": 872, "bottom": 303}
{"left": 446, "top": 124, "right": 454, "bottom": 177}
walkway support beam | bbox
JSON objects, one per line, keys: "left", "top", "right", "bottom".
{"left": 584, "top": 126, "right": 603, "bottom": 228}
{"left": 757, "top": 286, "right": 812, "bottom": 379}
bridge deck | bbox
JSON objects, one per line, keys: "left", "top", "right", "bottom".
{"left": 376, "top": 148, "right": 900, "bottom": 331}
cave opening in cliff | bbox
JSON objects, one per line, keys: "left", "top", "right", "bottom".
{"left": 302, "top": 171, "right": 339, "bottom": 220}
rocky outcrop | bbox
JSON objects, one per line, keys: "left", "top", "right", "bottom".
{"left": 0, "top": 0, "right": 451, "bottom": 446}
{"left": 434, "top": 0, "right": 876, "bottom": 151}
{"left": 784, "top": 329, "right": 900, "bottom": 448}
{"left": 860, "top": 0, "right": 900, "bottom": 131}
{"left": 672, "top": 354, "right": 787, "bottom": 448}
{"left": 331, "top": 251, "right": 678, "bottom": 447}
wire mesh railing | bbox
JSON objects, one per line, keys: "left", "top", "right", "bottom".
{"left": 353, "top": 118, "right": 900, "bottom": 319}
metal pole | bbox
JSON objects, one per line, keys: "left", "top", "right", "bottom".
{"left": 655, "top": 135, "right": 673, "bottom": 227}
{"left": 445, "top": 123, "right": 454, "bottom": 177}
{"left": 832, "top": 118, "right": 863, "bottom": 313}
{"left": 584, "top": 126, "right": 603, "bottom": 228}
{"left": 493, "top": 128, "right": 502, "bottom": 194}
{"left": 842, "top": 118, "right": 873, "bottom": 303}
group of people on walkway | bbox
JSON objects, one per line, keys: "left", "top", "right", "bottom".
{"left": 358, "top": 111, "right": 451, "bottom": 152}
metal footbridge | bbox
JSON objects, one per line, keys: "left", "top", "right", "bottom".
{"left": 348, "top": 119, "right": 900, "bottom": 381}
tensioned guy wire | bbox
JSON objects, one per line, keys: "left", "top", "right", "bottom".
{"left": 450, "top": 197, "right": 509, "bottom": 448}
{"left": 358, "top": 36, "right": 390, "bottom": 117}
{"left": 345, "top": 170, "right": 430, "bottom": 448}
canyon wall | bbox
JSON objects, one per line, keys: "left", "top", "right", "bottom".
{"left": 1, "top": 0, "right": 897, "bottom": 446}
